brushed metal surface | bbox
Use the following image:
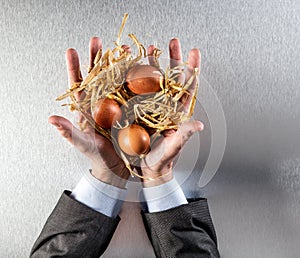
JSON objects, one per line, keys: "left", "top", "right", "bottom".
{"left": 0, "top": 0, "right": 299, "bottom": 257}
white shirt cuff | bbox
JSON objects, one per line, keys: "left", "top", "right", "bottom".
{"left": 70, "top": 173, "right": 127, "bottom": 218}
{"left": 142, "top": 178, "right": 188, "bottom": 213}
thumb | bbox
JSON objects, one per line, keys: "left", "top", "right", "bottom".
{"left": 160, "top": 120, "right": 203, "bottom": 165}
{"left": 177, "top": 120, "right": 204, "bottom": 145}
{"left": 48, "top": 115, "right": 95, "bottom": 154}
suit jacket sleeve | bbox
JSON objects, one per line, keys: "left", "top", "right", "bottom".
{"left": 30, "top": 190, "right": 120, "bottom": 258}
{"left": 141, "top": 198, "right": 220, "bottom": 258}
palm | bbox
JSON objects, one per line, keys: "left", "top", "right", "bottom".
{"left": 84, "top": 127, "right": 126, "bottom": 172}
{"left": 141, "top": 120, "right": 203, "bottom": 179}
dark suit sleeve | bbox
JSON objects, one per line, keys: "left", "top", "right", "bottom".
{"left": 30, "top": 190, "right": 120, "bottom": 258}
{"left": 141, "top": 198, "right": 220, "bottom": 258}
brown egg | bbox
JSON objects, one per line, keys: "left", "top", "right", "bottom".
{"left": 126, "top": 64, "right": 163, "bottom": 95}
{"left": 118, "top": 124, "right": 150, "bottom": 156}
{"left": 92, "top": 98, "right": 122, "bottom": 129}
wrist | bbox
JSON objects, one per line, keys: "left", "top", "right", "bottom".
{"left": 142, "top": 170, "right": 173, "bottom": 188}
{"left": 91, "top": 165, "right": 129, "bottom": 188}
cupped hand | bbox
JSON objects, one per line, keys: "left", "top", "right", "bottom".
{"left": 49, "top": 37, "right": 129, "bottom": 187}
{"left": 141, "top": 39, "right": 204, "bottom": 187}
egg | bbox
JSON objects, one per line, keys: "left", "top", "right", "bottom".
{"left": 118, "top": 124, "right": 150, "bottom": 156}
{"left": 92, "top": 98, "right": 122, "bottom": 129}
{"left": 125, "top": 64, "right": 163, "bottom": 95}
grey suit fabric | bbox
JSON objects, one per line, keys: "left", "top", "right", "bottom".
{"left": 30, "top": 191, "right": 219, "bottom": 258}
{"left": 142, "top": 199, "right": 219, "bottom": 258}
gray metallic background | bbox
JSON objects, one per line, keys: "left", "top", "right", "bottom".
{"left": 0, "top": 0, "right": 299, "bottom": 257}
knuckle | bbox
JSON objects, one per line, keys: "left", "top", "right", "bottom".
{"left": 60, "top": 129, "right": 71, "bottom": 139}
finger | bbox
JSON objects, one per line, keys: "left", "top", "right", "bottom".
{"left": 66, "top": 48, "right": 83, "bottom": 101}
{"left": 66, "top": 48, "right": 82, "bottom": 86}
{"left": 161, "top": 120, "right": 203, "bottom": 165}
{"left": 121, "top": 44, "right": 131, "bottom": 54}
{"left": 148, "top": 45, "right": 156, "bottom": 66}
{"left": 177, "top": 120, "right": 203, "bottom": 143}
{"left": 89, "top": 37, "right": 102, "bottom": 70}
{"left": 169, "top": 38, "right": 183, "bottom": 69}
{"left": 181, "top": 48, "right": 201, "bottom": 112}
{"left": 48, "top": 115, "right": 96, "bottom": 155}
{"left": 162, "top": 129, "right": 176, "bottom": 137}
{"left": 187, "top": 48, "right": 201, "bottom": 72}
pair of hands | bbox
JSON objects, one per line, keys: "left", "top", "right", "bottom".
{"left": 48, "top": 37, "right": 203, "bottom": 188}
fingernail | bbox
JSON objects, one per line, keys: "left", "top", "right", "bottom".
{"left": 50, "top": 122, "right": 61, "bottom": 128}
{"left": 196, "top": 121, "right": 204, "bottom": 131}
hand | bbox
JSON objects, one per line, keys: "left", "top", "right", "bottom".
{"left": 141, "top": 39, "right": 204, "bottom": 187}
{"left": 49, "top": 37, "right": 130, "bottom": 188}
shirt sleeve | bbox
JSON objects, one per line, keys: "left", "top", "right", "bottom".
{"left": 141, "top": 177, "right": 188, "bottom": 213}
{"left": 70, "top": 171, "right": 127, "bottom": 218}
